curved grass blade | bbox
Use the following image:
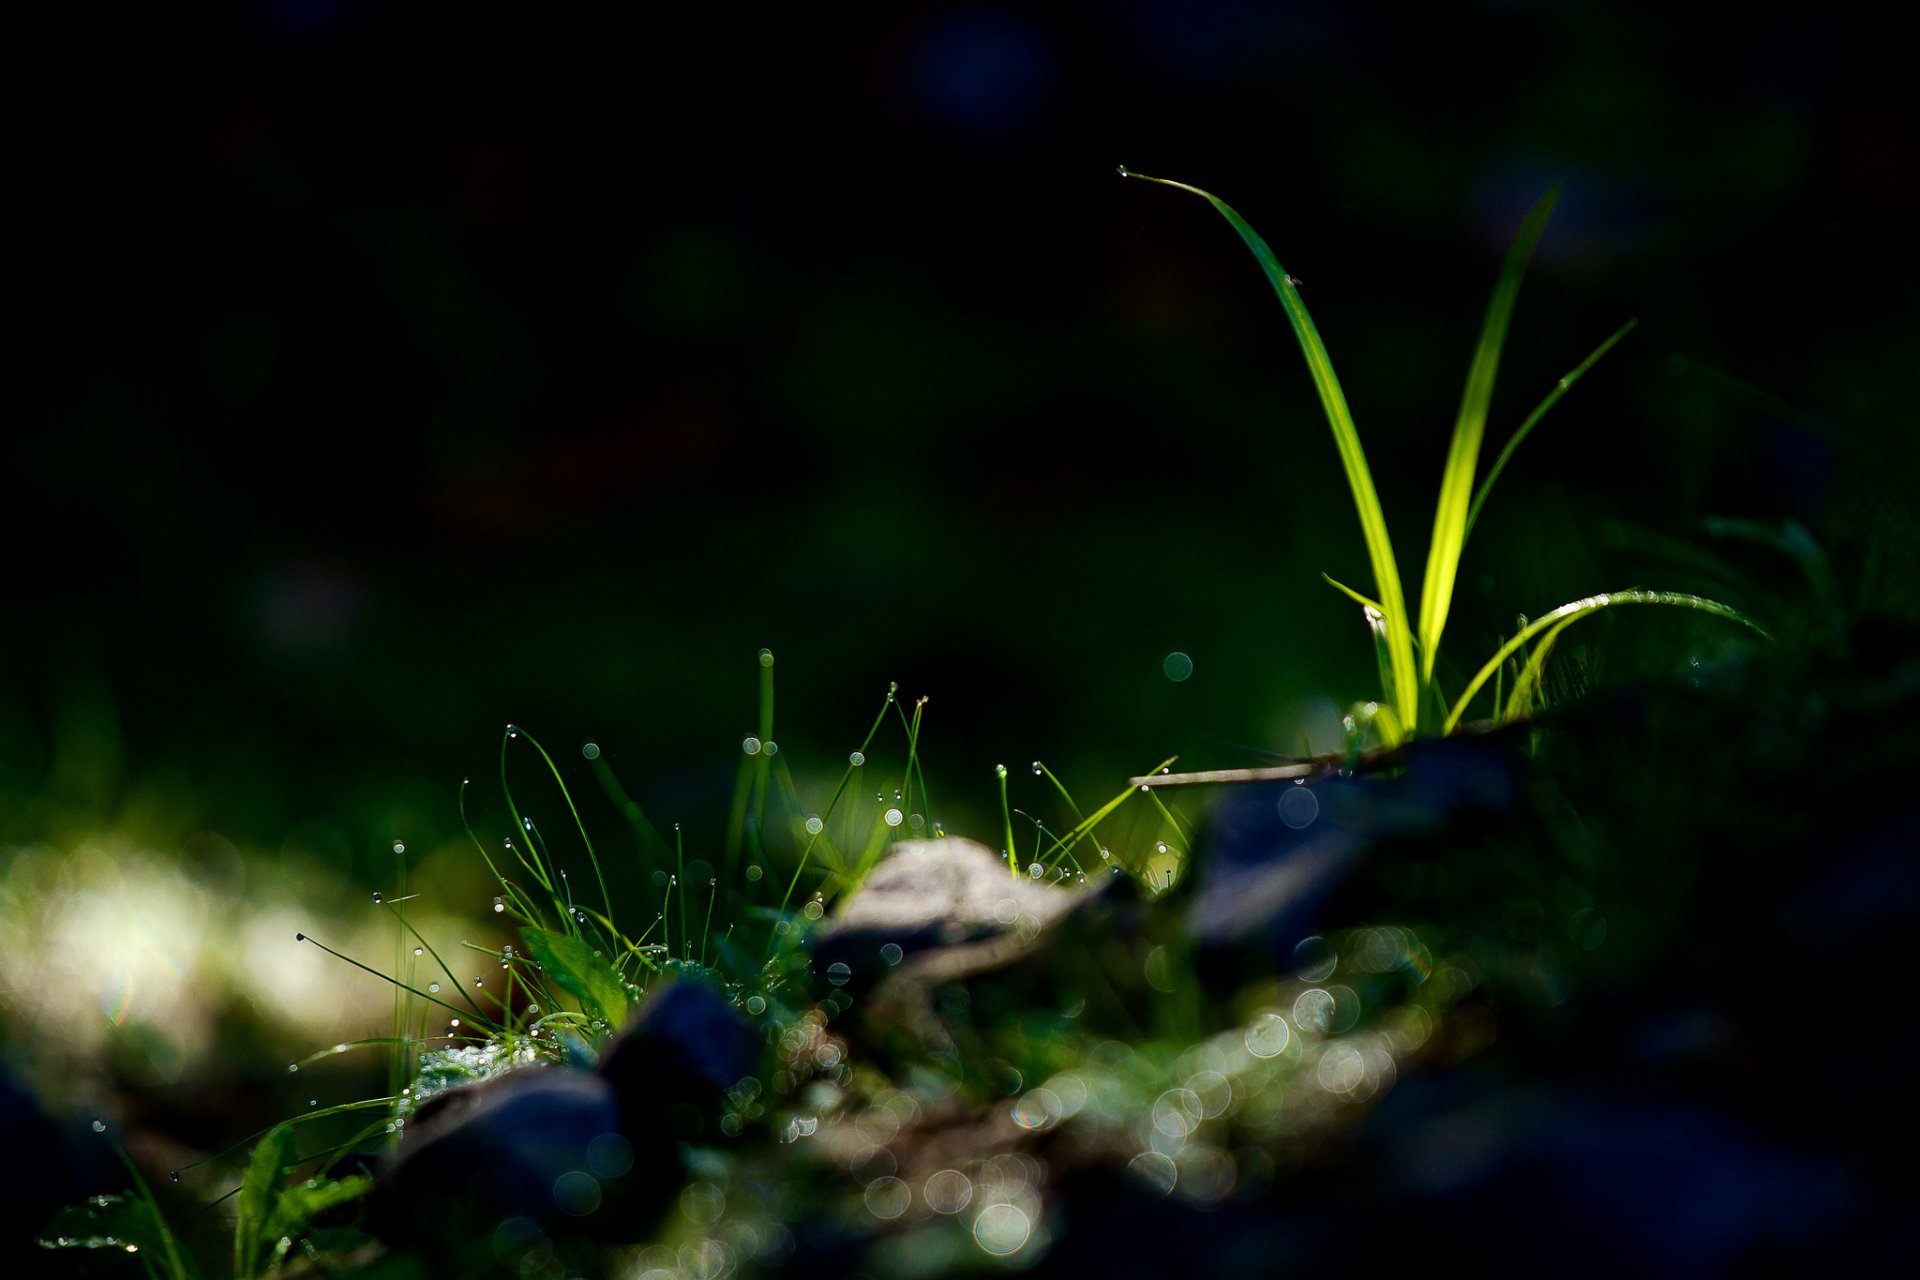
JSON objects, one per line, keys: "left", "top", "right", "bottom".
{"left": 1123, "top": 167, "right": 1418, "bottom": 728}
{"left": 1416, "top": 188, "right": 1558, "bottom": 702}
{"left": 1464, "top": 317, "right": 1638, "bottom": 541}
{"left": 1444, "top": 590, "right": 1770, "bottom": 733}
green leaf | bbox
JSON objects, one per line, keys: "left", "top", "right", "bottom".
{"left": 234, "top": 1124, "right": 297, "bottom": 1278}
{"left": 520, "top": 926, "right": 632, "bottom": 1026}
{"left": 1124, "top": 167, "right": 1419, "bottom": 729}
{"left": 1416, "top": 188, "right": 1558, "bottom": 707}
{"left": 1445, "top": 589, "right": 1770, "bottom": 732}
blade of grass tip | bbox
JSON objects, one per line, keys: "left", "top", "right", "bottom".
{"left": 675, "top": 825, "right": 689, "bottom": 964}
{"left": 1465, "top": 318, "right": 1637, "bottom": 542}
{"left": 512, "top": 728, "right": 615, "bottom": 926}
{"left": 997, "top": 763, "right": 1017, "bottom": 880}
{"left": 295, "top": 932, "right": 505, "bottom": 1035}
{"left": 1322, "top": 573, "right": 1383, "bottom": 615}
{"left": 894, "top": 693, "right": 929, "bottom": 827}
{"left": 584, "top": 751, "right": 672, "bottom": 878}
{"left": 1416, "top": 187, "right": 1558, "bottom": 706}
{"left": 1031, "top": 760, "right": 1086, "bottom": 825}
{"left": 1444, "top": 589, "right": 1770, "bottom": 732}
{"left": 1123, "top": 166, "right": 1419, "bottom": 728}
{"left": 498, "top": 727, "right": 561, "bottom": 906}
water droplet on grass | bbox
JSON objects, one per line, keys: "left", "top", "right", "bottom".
{"left": 1163, "top": 651, "right": 1194, "bottom": 682}
{"left": 392, "top": 841, "right": 406, "bottom": 854}
{"left": 884, "top": 807, "right": 904, "bottom": 827}
{"left": 370, "top": 891, "right": 382, "bottom": 905}
{"left": 742, "top": 736, "right": 762, "bottom": 755}
{"left": 582, "top": 741, "right": 600, "bottom": 760}
{"left": 849, "top": 750, "right": 866, "bottom": 766}
{"left": 758, "top": 648, "right": 775, "bottom": 667}
{"left": 91, "top": 1119, "right": 106, "bottom": 1133}
{"left": 805, "top": 816, "right": 824, "bottom": 835}
{"left": 492, "top": 897, "right": 505, "bottom": 913}
{"left": 414, "top": 947, "right": 423, "bottom": 956}
{"left": 428, "top": 983, "right": 440, "bottom": 993}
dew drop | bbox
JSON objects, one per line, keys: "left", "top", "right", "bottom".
{"left": 827, "top": 962, "right": 852, "bottom": 986}
{"left": 884, "top": 807, "right": 904, "bottom": 827}
{"left": 91, "top": 1119, "right": 106, "bottom": 1133}
{"left": 746, "top": 864, "right": 764, "bottom": 882}
{"left": 582, "top": 741, "right": 601, "bottom": 761}
{"left": 169, "top": 1170, "right": 180, "bottom": 1182}
{"left": 392, "top": 841, "right": 406, "bottom": 854}
{"left": 849, "top": 750, "right": 866, "bottom": 767}
{"left": 413, "top": 947, "right": 424, "bottom": 956}
{"left": 880, "top": 942, "right": 903, "bottom": 965}
{"left": 295, "top": 932, "right": 306, "bottom": 941}
{"left": 805, "top": 815, "right": 824, "bottom": 835}
{"left": 1028, "top": 863, "right": 1043, "bottom": 879}
{"left": 746, "top": 995, "right": 767, "bottom": 1015}
{"left": 371, "top": 891, "right": 382, "bottom": 905}
{"left": 492, "top": 897, "right": 505, "bottom": 913}
{"left": 742, "top": 736, "right": 762, "bottom": 755}
{"left": 765, "top": 740, "right": 778, "bottom": 755}
{"left": 758, "top": 648, "right": 775, "bottom": 668}
{"left": 287, "top": 1063, "right": 298, "bottom": 1073}
{"left": 449, "top": 1018, "right": 460, "bottom": 1028}
{"left": 428, "top": 983, "right": 440, "bottom": 993}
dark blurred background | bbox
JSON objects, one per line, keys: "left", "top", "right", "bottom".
{"left": 3, "top": 0, "right": 1916, "bottom": 1228}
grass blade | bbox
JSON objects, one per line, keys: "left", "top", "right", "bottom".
{"left": 1464, "top": 317, "right": 1638, "bottom": 541}
{"left": 1123, "top": 167, "right": 1419, "bottom": 729}
{"left": 1443, "top": 589, "right": 1770, "bottom": 732}
{"left": 1416, "top": 188, "right": 1558, "bottom": 705}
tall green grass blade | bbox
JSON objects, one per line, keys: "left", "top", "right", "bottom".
{"left": 1444, "top": 589, "right": 1770, "bottom": 732}
{"left": 1464, "top": 317, "right": 1637, "bottom": 541}
{"left": 1124, "top": 167, "right": 1418, "bottom": 728}
{"left": 1416, "top": 188, "right": 1558, "bottom": 703}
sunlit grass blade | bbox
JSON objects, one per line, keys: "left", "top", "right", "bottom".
{"left": 1416, "top": 188, "right": 1558, "bottom": 703}
{"left": 1123, "top": 167, "right": 1418, "bottom": 729}
{"left": 1464, "top": 318, "right": 1638, "bottom": 541}
{"left": 1444, "top": 590, "right": 1770, "bottom": 732}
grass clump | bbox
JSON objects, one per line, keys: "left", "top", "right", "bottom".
{"left": 1119, "top": 168, "right": 1766, "bottom": 742}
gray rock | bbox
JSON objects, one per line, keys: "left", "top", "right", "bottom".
{"left": 812, "top": 838, "right": 1094, "bottom": 987}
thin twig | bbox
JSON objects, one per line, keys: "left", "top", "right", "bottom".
{"left": 1130, "top": 719, "right": 1514, "bottom": 789}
